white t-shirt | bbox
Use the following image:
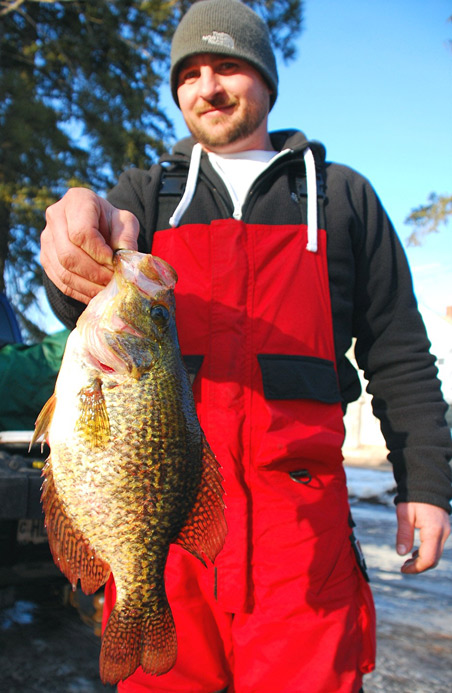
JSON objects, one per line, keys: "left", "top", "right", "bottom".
{"left": 208, "top": 150, "right": 285, "bottom": 219}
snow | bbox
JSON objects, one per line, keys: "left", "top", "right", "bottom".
{"left": 345, "top": 465, "right": 396, "bottom": 505}
{"left": 0, "top": 600, "right": 35, "bottom": 629}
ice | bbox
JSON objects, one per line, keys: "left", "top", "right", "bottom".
{"left": 0, "top": 600, "right": 35, "bottom": 629}
{"left": 345, "top": 466, "right": 396, "bottom": 505}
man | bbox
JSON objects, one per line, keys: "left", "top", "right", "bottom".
{"left": 41, "top": 1, "right": 451, "bottom": 691}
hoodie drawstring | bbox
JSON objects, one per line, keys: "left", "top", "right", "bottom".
{"left": 303, "top": 147, "right": 318, "bottom": 253}
{"left": 170, "top": 142, "right": 318, "bottom": 254}
{"left": 169, "top": 142, "right": 203, "bottom": 228}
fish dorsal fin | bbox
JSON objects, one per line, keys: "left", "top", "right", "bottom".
{"left": 76, "top": 377, "right": 111, "bottom": 448}
{"left": 173, "top": 435, "right": 227, "bottom": 565}
{"left": 30, "top": 392, "right": 57, "bottom": 449}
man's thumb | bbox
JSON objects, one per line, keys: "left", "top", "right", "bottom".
{"left": 396, "top": 503, "right": 414, "bottom": 555}
{"left": 110, "top": 208, "right": 139, "bottom": 251}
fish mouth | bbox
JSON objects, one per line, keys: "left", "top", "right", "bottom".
{"left": 88, "top": 355, "right": 117, "bottom": 375}
{"left": 80, "top": 313, "right": 146, "bottom": 377}
{"left": 114, "top": 250, "right": 177, "bottom": 294}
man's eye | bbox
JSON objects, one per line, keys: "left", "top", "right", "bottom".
{"left": 179, "top": 70, "right": 199, "bottom": 84}
{"left": 217, "top": 62, "right": 238, "bottom": 74}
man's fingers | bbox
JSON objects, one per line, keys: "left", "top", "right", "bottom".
{"left": 46, "top": 190, "right": 139, "bottom": 267}
{"left": 41, "top": 189, "right": 139, "bottom": 303}
{"left": 40, "top": 223, "right": 113, "bottom": 304}
{"left": 45, "top": 190, "right": 114, "bottom": 268}
{"left": 108, "top": 207, "right": 140, "bottom": 252}
{"left": 401, "top": 539, "right": 439, "bottom": 575}
{"left": 397, "top": 502, "right": 451, "bottom": 575}
{"left": 40, "top": 240, "right": 112, "bottom": 304}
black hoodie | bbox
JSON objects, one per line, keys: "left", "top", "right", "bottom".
{"left": 44, "top": 130, "right": 452, "bottom": 512}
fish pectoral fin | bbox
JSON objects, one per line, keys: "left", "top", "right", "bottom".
{"left": 76, "top": 377, "right": 111, "bottom": 448}
{"left": 30, "top": 392, "right": 57, "bottom": 449}
{"left": 174, "top": 434, "right": 227, "bottom": 565}
{"left": 100, "top": 599, "right": 177, "bottom": 684}
{"left": 41, "top": 459, "right": 111, "bottom": 593}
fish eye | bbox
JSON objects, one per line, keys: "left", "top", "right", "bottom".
{"left": 150, "top": 304, "right": 170, "bottom": 327}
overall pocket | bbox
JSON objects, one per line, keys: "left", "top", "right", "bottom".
{"left": 253, "top": 355, "right": 344, "bottom": 471}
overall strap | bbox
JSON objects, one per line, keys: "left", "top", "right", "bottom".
{"left": 155, "top": 166, "right": 188, "bottom": 233}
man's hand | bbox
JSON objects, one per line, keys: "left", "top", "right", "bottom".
{"left": 41, "top": 188, "right": 139, "bottom": 304}
{"left": 396, "top": 502, "right": 451, "bottom": 574}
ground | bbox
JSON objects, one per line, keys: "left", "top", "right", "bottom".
{"left": 0, "top": 577, "right": 114, "bottom": 693}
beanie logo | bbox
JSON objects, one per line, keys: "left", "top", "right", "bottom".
{"left": 202, "top": 31, "right": 235, "bottom": 50}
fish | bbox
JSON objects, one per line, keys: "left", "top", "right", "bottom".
{"left": 32, "top": 250, "right": 227, "bottom": 685}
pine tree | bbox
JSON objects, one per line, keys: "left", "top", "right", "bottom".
{"left": 0, "top": 0, "right": 303, "bottom": 340}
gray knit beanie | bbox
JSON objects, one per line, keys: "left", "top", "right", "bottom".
{"left": 170, "top": 0, "right": 278, "bottom": 109}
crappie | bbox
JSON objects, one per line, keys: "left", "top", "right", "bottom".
{"left": 33, "top": 250, "right": 227, "bottom": 684}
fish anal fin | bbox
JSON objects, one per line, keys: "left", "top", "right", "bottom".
{"left": 76, "top": 377, "right": 110, "bottom": 448}
{"left": 100, "top": 600, "right": 177, "bottom": 684}
{"left": 30, "top": 392, "right": 57, "bottom": 448}
{"left": 41, "top": 460, "right": 110, "bottom": 594}
{"left": 174, "top": 435, "right": 227, "bottom": 564}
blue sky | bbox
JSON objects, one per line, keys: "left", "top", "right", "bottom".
{"left": 276, "top": 0, "right": 452, "bottom": 317}
{"left": 42, "top": 0, "right": 451, "bottom": 332}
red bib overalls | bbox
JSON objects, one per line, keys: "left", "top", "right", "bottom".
{"left": 104, "top": 218, "right": 376, "bottom": 692}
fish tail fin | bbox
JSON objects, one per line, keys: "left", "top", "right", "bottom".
{"left": 140, "top": 602, "right": 177, "bottom": 676}
{"left": 99, "top": 600, "right": 177, "bottom": 685}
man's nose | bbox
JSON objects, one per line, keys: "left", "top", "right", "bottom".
{"left": 198, "top": 66, "right": 223, "bottom": 99}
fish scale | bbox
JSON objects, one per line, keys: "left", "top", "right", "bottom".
{"left": 33, "top": 250, "right": 227, "bottom": 685}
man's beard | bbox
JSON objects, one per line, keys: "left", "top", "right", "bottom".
{"left": 185, "top": 94, "right": 269, "bottom": 149}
